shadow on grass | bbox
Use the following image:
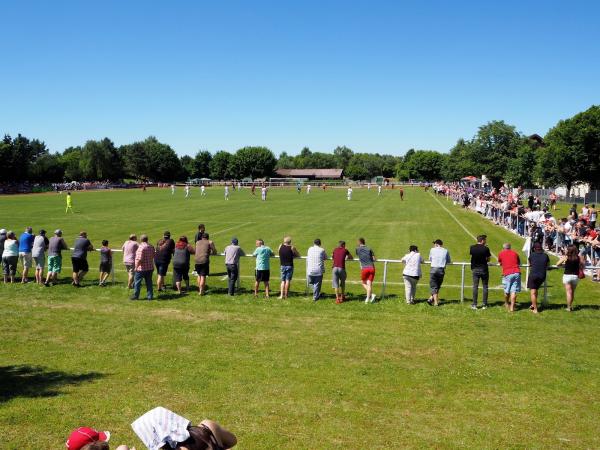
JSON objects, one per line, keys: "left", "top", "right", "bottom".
{"left": 0, "top": 365, "right": 105, "bottom": 403}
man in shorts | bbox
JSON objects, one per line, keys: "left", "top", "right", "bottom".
{"left": 332, "top": 240, "right": 353, "bottom": 303}
{"left": 45, "top": 229, "right": 68, "bottom": 286}
{"left": 252, "top": 239, "right": 274, "bottom": 297}
{"left": 121, "top": 234, "right": 139, "bottom": 289}
{"left": 427, "top": 239, "right": 451, "bottom": 306}
{"left": 498, "top": 242, "right": 521, "bottom": 312}
{"left": 18, "top": 226, "right": 35, "bottom": 283}
{"left": 277, "top": 236, "right": 300, "bottom": 299}
{"left": 194, "top": 233, "right": 217, "bottom": 295}
{"left": 356, "top": 237, "right": 376, "bottom": 303}
{"left": 32, "top": 229, "right": 49, "bottom": 285}
{"left": 155, "top": 231, "right": 175, "bottom": 292}
{"left": 71, "top": 231, "right": 93, "bottom": 287}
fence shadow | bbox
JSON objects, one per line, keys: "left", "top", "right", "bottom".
{"left": 0, "top": 365, "right": 105, "bottom": 403}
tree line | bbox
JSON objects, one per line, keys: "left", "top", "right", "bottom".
{"left": 1, "top": 105, "right": 598, "bottom": 189}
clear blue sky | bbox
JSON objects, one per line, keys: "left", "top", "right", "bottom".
{"left": 1, "top": 0, "right": 599, "bottom": 157}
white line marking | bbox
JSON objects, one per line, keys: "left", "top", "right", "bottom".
{"left": 209, "top": 222, "right": 254, "bottom": 236}
{"left": 429, "top": 192, "right": 497, "bottom": 258}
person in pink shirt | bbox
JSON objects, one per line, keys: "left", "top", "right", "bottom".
{"left": 121, "top": 234, "right": 139, "bottom": 289}
{"left": 131, "top": 234, "right": 155, "bottom": 300}
{"left": 498, "top": 242, "right": 521, "bottom": 312}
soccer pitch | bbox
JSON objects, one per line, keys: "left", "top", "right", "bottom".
{"left": 1, "top": 186, "right": 599, "bottom": 449}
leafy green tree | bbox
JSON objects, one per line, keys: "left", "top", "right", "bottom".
{"left": 230, "top": 146, "right": 276, "bottom": 179}
{"left": 0, "top": 134, "right": 48, "bottom": 181}
{"left": 441, "top": 139, "right": 479, "bottom": 181}
{"left": 333, "top": 146, "right": 354, "bottom": 169}
{"left": 30, "top": 153, "right": 64, "bottom": 182}
{"left": 505, "top": 143, "right": 537, "bottom": 187}
{"left": 79, "top": 138, "right": 123, "bottom": 180}
{"left": 144, "top": 137, "right": 182, "bottom": 181}
{"left": 180, "top": 155, "right": 195, "bottom": 179}
{"left": 404, "top": 150, "right": 445, "bottom": 180}
{"left": 193, "top": 150, "right": 212, "bottom": 178}
{"left": 276, "top": 151, "right": 296, "bottom": 169}
{"left": 122, "top": 142, "right": 149, "bottom": 180}
{"left": 61, "top": 147, "right": 84, "bottom": 180}
{"left": 537, "top": 105, "right": 600, "bottom": 190}
{"left": 209, "top": 151, "right": 233, "bottom": 179}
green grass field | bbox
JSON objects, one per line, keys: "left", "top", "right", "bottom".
{"left": 1, "top": 186, "right": 599, "bottom": 449}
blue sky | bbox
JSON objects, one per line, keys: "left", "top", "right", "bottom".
{"left": 1, "top": 0, "right": 599, "bottom": 156}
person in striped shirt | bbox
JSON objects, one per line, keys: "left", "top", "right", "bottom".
{"left": 131, "top": 234, "right": 155, "bottom": 300}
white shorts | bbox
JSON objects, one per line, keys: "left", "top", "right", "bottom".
{"left": 19, "top": 252, "right": 33, "bottom": 269}
{"left": 562, "top": 274, "right": 579, "bottom": 286}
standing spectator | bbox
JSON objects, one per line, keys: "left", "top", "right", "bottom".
{"left": 98, "top": 240, "right": 112, "bottom": 286}
{"left": 224, "top": 237, "right": 245, "bottom": 296}
{"left": 427, "top": 239, "right": 451, "bottom": 306}
{"left": 0, "top": 229, "right": 6, "bottom": 267}
{"left": 155, "top": 231, "right": 175, "bottom": 292}
{"left": 172, "top": 236, "right": 195, "bottom": 294}
{"left": 557, "top": 244, "right": 586, "bottom": 311}
{"left": 45, "top": 230, "right": 68, "bottom": 286}
{"left": 121, "top": 234, "right": 138, "bottom": 289}
{"left": 277, "top": 236, "right": 300, "bottom": 299}
{"left": 32, "top": 229, "right": 49, "bottom": 285}
{"left": 71, "top": 231, "right": 93, "bottom": 287}
{"left": 470, "top": 235, "right": 491, "bottom": 310}
{"left": 18, "top": 226, "right": 35, "bottom": 283}
{"left": 2, "top": 231, "right": 19, "bottom": 284}
{"left": 589, "top": 204, "right": 597, "bottom": 230}
{"left": 194, "top": 233, "right": 217, "bottom": 295}
{"left": 498, "top": 243, "right": 521, "bottom": 312}
{"left": 252, "top": 239, "right": 274, "bottom": 298}
{"left": 356, "top": 237, "right": 376, "bottom": 303}
{"left": 527, "top": 242, "right": 550, "bottom": 314}
{"left": 401, "top": 245, "right": 424, "bottom": 305}
{"left": 194, "top": 224, "right": 206, "bottom": 243}
{"left": 331, "top": 240, "right": 353, "bottom": 304}
{"left": 131, "top": 234, "right": 155, "bottom": 300}
{"left": 306, "top": 238, "right": 328, "bottom": 301}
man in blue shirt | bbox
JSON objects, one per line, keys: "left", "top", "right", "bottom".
{"left": 252, "top": 239, "right": 274, "bottom": 298}
{"left": 18, "top": 226, "right": 35, "bottom": 283}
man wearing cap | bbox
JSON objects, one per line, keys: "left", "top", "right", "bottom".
{"left": 498, "top": 242, "right": 521, "bottom": 312}
{"left": 72, "top": 231, "right": 94, "bottom": 287}
{"left": 224, "top": 237, "right": 245, "bottom": 296}
{"left": 131, "top": 234, "right": 156, "bottom": 300}
{"left": 427, "top": 239, "right": 451, "bottom": 306}
{"left": 45, "top": 230, "right": 68, "bottom": 286}
{"left": 65, "top": 426, "right": 132, "bottom": 450}
{"left": 32, "top": 229, "right": 49, "bottom": 285}
{"left": 18, "top": 226, "right": 35, "bottom": 283}
{"left": 194, "top": 233, "right": 217, "bottom": 295}
{"left": 306, "top": 238, "right": 328, "bottom": 301}
{"left": 470, "top": 234, "right": 491, "bottom": 310}
{"left": 155, "top": 231, "right": 175, "bottom": 292}
{"left": 121, "top": 234, "right": 139, "bottom": 289}
{"left": 131, "top": 406, "right": 236, "bottom": 450}
{"left": 253, "top": 239, "right": 274, "bottom": 297}
{"left": 331, "top": 240, "right": 353, "bottom": 303}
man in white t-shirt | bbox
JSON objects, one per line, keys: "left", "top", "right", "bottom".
{"left": 306, "top": 238, "right": 327, "bottom": 301}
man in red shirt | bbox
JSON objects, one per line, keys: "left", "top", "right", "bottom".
{"left": 331, "top": 241, "right": 353, "bottom": 303}
{"left": 498, "top": 242, "right": 521, "bottom": 312}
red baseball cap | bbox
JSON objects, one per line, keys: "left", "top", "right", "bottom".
{"left": 66, "top": 427, "right": 110, "bottom": 450}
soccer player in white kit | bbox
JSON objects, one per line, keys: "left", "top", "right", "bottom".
{"left": 185, "top": 185, "right": 190, "bottom": 198}
{"left": 171, "top": 184, "right": 175, "bottom": 195}
{"left": 224, "top": 184, "right": 229, "bottom": 200}
{"left": 347, "top": 187, "right": 353, "bottom": 201}
{"left": 377, "top": 185, "right": 382, "bottom": 196}
{"left": 261, "top": 186, "right": 267, "bottom": 201}
{"left": 200, "top": 185, "right": 206, "bottom": 196}
{"left": 306, "top": 184, "right": 311, "bottom": 195}
{"left": 367, "top": 183, "right": 371, "bottom": 190}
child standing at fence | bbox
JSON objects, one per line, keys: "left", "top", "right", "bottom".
{"left": 99, "top": 240, "right": 112, "bottom": 286}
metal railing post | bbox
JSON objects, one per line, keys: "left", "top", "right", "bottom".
{"left": 381, "top": 261, "right": 388, "bottom": 301}
{"left": 460, "top": 263, "right": 465, "bottom": 302}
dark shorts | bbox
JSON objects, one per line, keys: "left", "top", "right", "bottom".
{"left": 195, "top": 263, "right": 210, "bottom": 277}
{"left": 99, "top": 262, "right": 112, "bottom": 273}
{"left": 527, "top": 275, "right": 546, "bottom": 290}
{"left": 71, "top": 257, "right": 88, "bottom": 273}
{"left": 173, "top": 265, "right": 190, "bottom": 282}
{"left": 2, "top": 256, "right": 18, "bottom": 275}
{"left": 429, "top": 268, "right": 445, "bottom": 294}
{"left": 155, "top": 261, "right": 170, "bottom": 276}
{"left": 255, "top": 269, "right": 270, "bottom": 282}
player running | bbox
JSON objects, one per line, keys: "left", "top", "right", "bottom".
{"left": 65, "top": 192, "right": 74, "bottom": 213}
{"left": 200, "top": 184, "right": 206, "bottom": 196}
{"left": 377, "top": 185, "right": 382, "bottom": 196}
{"left": 185, "top": 185, "right": 190, "bottom": 198}
{"left": 347, "top": 186, "right": 353, "bottom": 201}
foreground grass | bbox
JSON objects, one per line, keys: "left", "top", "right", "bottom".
{"left": 1, "top": 187, "right": 599, "bottom": 448}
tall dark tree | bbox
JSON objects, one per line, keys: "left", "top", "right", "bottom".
{"left": 230, "top": 146, "right": 276, "bottom": 179}
{"left": 209, "top": 151, "right": 233, "bottom": 179}
{"left": 193, "top": 150, "right": 212, "bottom": 178}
